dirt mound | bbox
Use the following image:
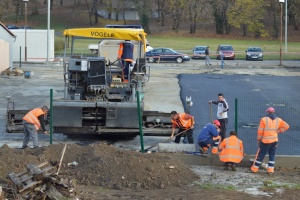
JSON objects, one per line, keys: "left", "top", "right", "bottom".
{"left": 0, "top": 143, "right": 197, "bottom": 190}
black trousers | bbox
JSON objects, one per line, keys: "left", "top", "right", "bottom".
{"left": 218, "top": 118, "right": 228, "bottom": 141}
{"left": 174, "top": 128, "right": 194, "bottom": 144}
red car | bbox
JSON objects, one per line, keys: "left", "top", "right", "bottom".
{"left": 216, "top": 45, "right": 235, "bottom": 60}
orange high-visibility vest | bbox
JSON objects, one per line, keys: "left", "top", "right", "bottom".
{"left": 23, "top": 108, "right": 45, "bottom": 130}
{"left": 172, "top": 113, "right": 193, "bottom": 129}
{"left": 219, "top": 135, "right": 244, "bottom": 163}
{"left": 257, "top": 117, "right": 289, "bottom": 143}
{"left": 118, "top": 42, "right": 134, "bottom": 62}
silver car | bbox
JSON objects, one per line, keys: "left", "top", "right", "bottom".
{"left": 246, "top": 47, "right": 263, "bottom": 61}
{"left": 192, "top": 46, "right": 207, "bottom": 59}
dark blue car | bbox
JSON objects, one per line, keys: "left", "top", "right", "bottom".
{"left": 146, "top": 48, "right": 190, "bottom": 63}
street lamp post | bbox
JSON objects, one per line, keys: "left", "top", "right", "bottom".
{"left": 23, "top": 0, "right": 29, "bottom": 62}
{"left": 279, "top": 0, "right": 284, "bottom": 66}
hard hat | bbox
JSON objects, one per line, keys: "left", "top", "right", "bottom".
{"left": 213, "top": 120, "right": 221, "bottom": 127}
{"left": 265, "top": 107, "right": 275, "bottom": 113}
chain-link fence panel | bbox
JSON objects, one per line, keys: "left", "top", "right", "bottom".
{"left": 235, "top": 98, "right": 300, "bottom": 155}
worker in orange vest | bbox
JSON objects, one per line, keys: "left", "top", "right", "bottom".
{"left": 219, "top": 130, "right": 244, "bottom": 171}
{"left": 170, "top": 111, "right": 194, "bottom": 144}
{"left": 250, "top": 107, "right": 289, "bottom": 174}
{"left": 118, "top": 40, "right": 134, "bottom": 83}
{"left": 21, "top": 105, "right": 49, "bottom": 149}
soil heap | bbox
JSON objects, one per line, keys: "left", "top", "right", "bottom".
{"left": 0, "top": 143, "right": 197, "bottom": 190}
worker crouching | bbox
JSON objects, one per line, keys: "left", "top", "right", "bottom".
{"left": 198, "top": 120, "right": 221, "bottom": 154}
{"left": 219, "top": 131, "right": 244, "bottom": 171}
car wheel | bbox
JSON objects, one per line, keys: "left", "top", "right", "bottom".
{"left": 176, "top": 57, "right": 183, "bottom": 63}
{"left": 148, "top": 57, "right": 154, "bottom": 63}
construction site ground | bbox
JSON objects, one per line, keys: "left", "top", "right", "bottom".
{"left": 1, "top": 59, "right": 300, "bottom": 199}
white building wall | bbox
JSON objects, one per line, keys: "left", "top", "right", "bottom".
{"left": 0, "top": 27, "right": 15, "bottom": 69}
{"left": 11, "top": 30, "right": 54, "bottom": 62}
{"left": 0, "top": 40, "right": 10, "bottom": 71}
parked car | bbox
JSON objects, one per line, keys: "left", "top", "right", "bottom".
{"left": 6, "top": 24, "right": 19, "bottom": 29}
{"left": 146, "top": 48, "right": 190, "bottom": 63}
{"left": 216, "top": 45, "right": 235, "bottom": 60}
{"left": 19, "top": 26, "right": 33, "bottom": 29}
{"left": 245, "top": 47, "right": 263, "bottom": 61}
{"left": 192, "top": 46, "right": 207, "bottom": 59}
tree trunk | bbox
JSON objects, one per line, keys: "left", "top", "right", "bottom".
{"left": 108, "top": 1, "right": 112, "bottom": 19}
{"left": 14, "top": 0, "right": 21, "bottom": 23}
{"left": 85, "top": 0, "right": 93, "bottom": 26}
{"left": 122, "top": 7, "right": 126, "bottom": 24}
{"left": 116, "top": 12, "right": 119, "bottom": 21}
{"left": 224, "top": 19, "right": 230, "bottom": 34}
{"left": 242, "top": 24, "right": 247, "bottom": 36}
{"left": 272, "top": 12, "right": 278, "bottom": 38}
{"left": 93, "top": 0, "right": 98, "bottom": 24}
{"left": 31, "top": 0, "right": 39, "bottom": 15}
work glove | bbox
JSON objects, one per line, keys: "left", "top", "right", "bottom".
{"left": 257, "top": 141, "right": 261, "bottom": 146}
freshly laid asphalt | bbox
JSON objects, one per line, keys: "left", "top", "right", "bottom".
{"left": 179, "top": 74, "right": 300, "bottom": 155}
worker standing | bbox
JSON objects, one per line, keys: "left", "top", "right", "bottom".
{"left": 208, "top": 93, "right": 229, "bottom": 141}
{"left": 251, "top": 107, "right": 289, "bottom": 174}
{"left": 197, "top": 120, "right": 221, "bottom": 154}
{"left": 219, "top": 130, "right": 244, "bottom": 171}
{"left": 170, "top": 111, "right": 194, "bottom": 144}
{"left": 118, "top": 40, "right": 134, "bottom": 83}
{"left": 21, "top": 105, "right": 49, "bottom": 149}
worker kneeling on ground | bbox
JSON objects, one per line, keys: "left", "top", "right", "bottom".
{"left": 251, "top": 107, "right": 289, "bottom": 174}
{"left": 170, "top": 111, "right": 194, "bottom": 144}
{"left": 21, "top": 105, "right": 49, "bottom": 149}
{"left": 219, "top": 130, "right": 244, "bottom": 171}
{"left": 197, "top": 120, "right": 221, "bottom": 154}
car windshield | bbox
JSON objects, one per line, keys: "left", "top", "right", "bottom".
{"left": 248, "top": 48, "right": 262, "bottom": 52}
{"left": 220, "top": 46, "right": 233, "bottom": 51}
{"left": 195, "top": 47, "right": 206, "bottom": 51}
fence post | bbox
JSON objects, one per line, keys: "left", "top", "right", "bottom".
{"left": 235, "top": 98, "right": 238, "bottom": 133}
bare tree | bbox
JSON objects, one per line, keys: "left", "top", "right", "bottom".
{"left": 209, "top": 0, "right": 232, "bottom": 35}
{"left": 0, "top": 0, "right": 10, "bottom": 20}
{"left": 132, "top": 0, "right": 151, "bottom": 33}
{"left": 187, "top": 0, "right": 204, "bottom": 34}
{"left": 289, "top": 0, "right": 300, "bottom": 30}
{"left": 157, "top": 0, "right": 166, "bottom": 26}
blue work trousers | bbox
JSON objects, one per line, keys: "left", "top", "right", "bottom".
{"left": 253, "top": 142, "right": 278, "bottom": 169}
{"left": 198, "top": 137, "right": 214, "bottom": 148}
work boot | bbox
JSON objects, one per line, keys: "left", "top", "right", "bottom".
{"left": 230, "top": 164, "right": 237, "bottom": 171}
{"left": 199, "top": 147, "right": 206, "bottom": 154}
{"left": 20, "top": 145, "right": 28, "bottom": 149}
{"left": 223, "top": 164, "right": 229, "bottom": 170}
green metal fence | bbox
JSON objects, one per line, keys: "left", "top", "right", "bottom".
{"left": 235, "top": 98, "right": 300, "bottom": 155}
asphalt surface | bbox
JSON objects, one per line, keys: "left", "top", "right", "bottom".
{"left": 180, "top": 74, "right": 300, "bottom": 155}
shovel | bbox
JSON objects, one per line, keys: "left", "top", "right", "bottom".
{"left": 144, "top": 128, "right": 191, "bottom": 152}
